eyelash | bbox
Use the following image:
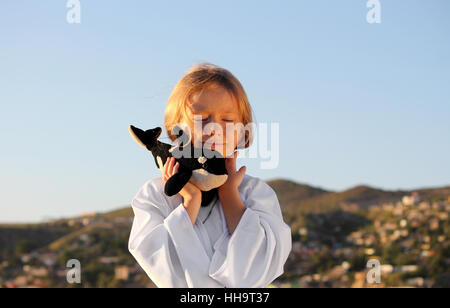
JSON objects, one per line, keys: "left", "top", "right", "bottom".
{"left": 198, "top": 117, "right": 233, "bottom": 122}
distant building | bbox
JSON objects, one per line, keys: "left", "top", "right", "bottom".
{"left": 341, "top": 261, "right": 351, "bottom": 271}
{"left": 28, "top": 279, "right": 47, "bottom": 288}
{"left": 38, "top": 253, "right": 56, "bottom": 267}
{"left": 115, "top": 266, "right": 130, "bottom": 281}
{"left": 380, "top": 264, "right": 394, "bottom": 274}
{"left": 399, "top": 219, "right": 407, "bottom": 228}
{"left": 364, "top": 248, "right": 375, "bottom": 255}
{"left": 20, "top": 254, "right": 33, "bottom": 264}
{"left": 399, "top": 265, "right": 419, "bottom": 273}
{"left": 429, "top": 218, "right": 439, "bottom": 231}
{"left": 419, "top": 202, "right": 430, "bottom": 210}
{"left": 82, "top": 218, "right": 92, "bottom": 226}
{"left": 99, "top": 256, "right": 120, "bottom": 264}
{"left": 28, "top": 267, "right": 49, "bottom": 277}
{"left": 81, "top": 211, "right": 97, "bottom": 217}
{"left": 351, "top": 272, "right": 366, "bottom": 288}
{"left": 438, "top": 212, "right": 448, "bottom": 220}
{"left": 14, "top": 276, "right": 28, "bottom": 287}
{"left": 79, "top": 234, "right": 89, "bottom": 243}
{"left": 5, "top": 281, "right": 18, "bottom": 288}
{"left": 68, "top": 220, "right": 77, "bottom": 227}
{"left": 292, "top": 241, "right": 302, "bottom": 254}
{"left": 402, "top": 192, "right": 420, "bottom": 206}
{"left": 405, "top": 277, "right": 424, "bottom": 287}
{"left": 298, "top": 228, "right": 308, "bottom": 236}
{"left": 421, "top": 250, "right": 430, "bottom": 257}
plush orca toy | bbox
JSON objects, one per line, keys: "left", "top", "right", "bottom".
{"left": 128, "top": 125, "right": 228, "bottom": 207}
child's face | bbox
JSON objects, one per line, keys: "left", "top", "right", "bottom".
{"left": 186, "top": 85, "right": 242, "bottom": 158}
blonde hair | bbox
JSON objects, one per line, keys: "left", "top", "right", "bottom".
{"left": 164, "top": 62, "right": 254, "bottom": 149}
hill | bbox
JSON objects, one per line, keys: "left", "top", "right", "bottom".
{"left": 266, "top": 178, "right": 330, "bottom": 212}
{"left": 265, "top": 180, "right": 450, "bottom": 233}
{"left": 2, "top": 180, "right": 449, "bottom": 250}
{"left": 1, "top": 178, "right": 449, "bottom": 288}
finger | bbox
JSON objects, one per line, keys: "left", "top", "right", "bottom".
{"left": 238, "top": 165, "right": 246, "bottom": 175}
{"left": 161, "top": 166, "right": 167, "bottom": 182}
{"left": 158, "top": 158, "right": 165, "bottom": 177}
{"left": 237, "top": 165, "right": 246, "bottom": 180}
{"left": 157, "top": 156, "right": 164, "bottom": 173}
{"left": 174, "top": 162, "right": 179, "bottom": 174}
{"left": 230, "top": 152, "right": 237, "bottom": 171}
{"left": 164, "top": 158, "right": 171, "bottom": 179}
{"left": 162, "top": 161, "right": 167, "bottom": 181}
{"left": 168, "top": 157, "right": 175, "bottom": 176}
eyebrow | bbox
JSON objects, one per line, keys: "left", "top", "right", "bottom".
{"left": 192, "top": 108, "right": 236, "bottom": 115}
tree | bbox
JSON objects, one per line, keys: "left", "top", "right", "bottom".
{"left": 15, "top": 239, "right": 36, "bottom": 256}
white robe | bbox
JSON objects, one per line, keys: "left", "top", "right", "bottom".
{"left": 128, "top": 173, "right": 292, "bottom": 288}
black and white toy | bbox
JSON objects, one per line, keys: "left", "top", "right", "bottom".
{"left": 128, "top": 125, "right": 228, "bottom": 207}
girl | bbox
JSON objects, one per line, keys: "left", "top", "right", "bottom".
{"left": 128, "top": 63, "right": 292, "bottom": 288}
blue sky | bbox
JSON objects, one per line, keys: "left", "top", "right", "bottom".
{"left": 1, "top": 0, "right": 449, "bottom": 222}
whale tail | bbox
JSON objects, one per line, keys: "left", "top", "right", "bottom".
{"left": 128, "top": 125, "right": 162, "bottom": 150}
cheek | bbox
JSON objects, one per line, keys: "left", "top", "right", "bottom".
{"left": 228, "top": 128, "right": 240, "bottom": 144}
{"left": 190, "top": 124, "right": 202, "bottom": 141}
{"left": 193, "top": 132, "right": 203, "bottom": 147}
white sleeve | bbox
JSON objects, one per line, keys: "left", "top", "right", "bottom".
{"left": 128, "top": 179, "right": 222, "bottom": 288}
{"left": 208, "top": 178, "right": 292, "bottom": 288}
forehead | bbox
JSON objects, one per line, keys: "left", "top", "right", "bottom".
{"left": 189, "top": 86, "right": 238, "bottom": 114}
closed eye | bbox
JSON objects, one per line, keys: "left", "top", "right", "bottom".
{"left": 195, "top": 116, "right": 233, "bottom": 122}
{"left": 194, "top": 116, "right": 209, "bottom": 122}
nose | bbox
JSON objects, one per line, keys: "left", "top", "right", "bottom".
{"left": 206, "top": 129, "right": 221, "bottom": 141}
{"left": 203, "top": 126, "right": 224, "bottom": 144}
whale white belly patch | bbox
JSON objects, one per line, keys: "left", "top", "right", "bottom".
{"left": 190, "top": 169, "right": 228, "bottom": 191}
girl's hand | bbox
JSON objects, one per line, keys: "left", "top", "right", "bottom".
{"left": 218, "top": 151, "right": 246, "bottom": 194}
{"left": 160, "top": 157, "right": 201, "bottom": 225}
{"left": 160, "top": 157, "right": 201, "bottom": 198}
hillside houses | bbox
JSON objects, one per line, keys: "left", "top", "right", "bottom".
{"left": 1, "top": 187, "right": 449, "bottom": 288}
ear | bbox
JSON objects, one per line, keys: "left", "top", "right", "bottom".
{"left": 128, "top": 125, "right": 162, "bottom": 148}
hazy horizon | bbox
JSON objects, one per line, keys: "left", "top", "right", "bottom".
{"left": 1, "top": 176, "right": 449, "bottom": 224}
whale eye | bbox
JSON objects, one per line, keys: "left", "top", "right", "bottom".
{"left": 198, "top": 156, "right": 207, "bottom": 164}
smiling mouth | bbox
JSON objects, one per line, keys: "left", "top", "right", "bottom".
{"left": 207, "top": 143, "right": 225, "bottom": 151}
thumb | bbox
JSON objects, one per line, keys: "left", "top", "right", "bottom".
{"left": 237, "top": 165, "right": 246, "bottom": 178}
